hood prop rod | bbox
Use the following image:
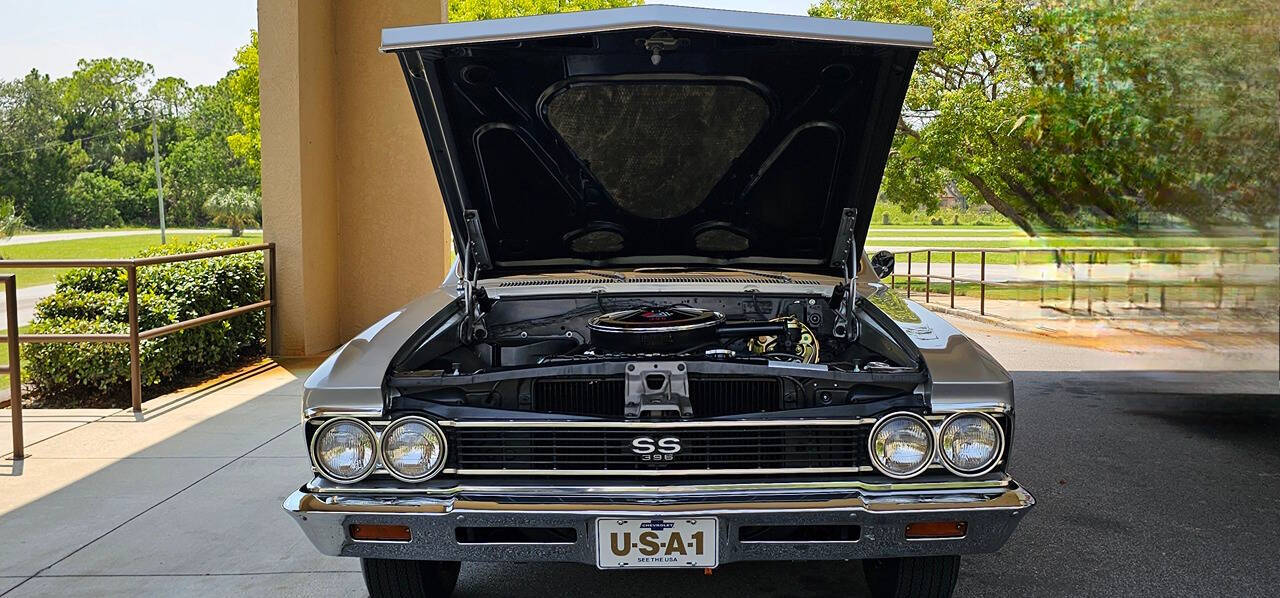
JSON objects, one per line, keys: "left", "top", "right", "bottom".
{"left": 457, "top": 210, "right": 491, "bottom": 344}
{"left": 831, "top": 208, "right": 860, "bottom": 341}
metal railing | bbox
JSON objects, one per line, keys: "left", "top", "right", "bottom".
{"left": 3, "top": 243, "right": 276, "bottom": 461}
{"left": 887, "top": 246, "right": 1278, "bottom": 317}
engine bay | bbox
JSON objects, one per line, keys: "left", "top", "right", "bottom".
{"left": 385, "top": 288, "right": 927, "bottom": 419}
{"left": 393, "top": 291, "right": 919, "bottom": 376}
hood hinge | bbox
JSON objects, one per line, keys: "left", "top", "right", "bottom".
{"left": 457, "top": 210, "right": 492, "bottom": 344}
{"left": 831, "top": 208, "right": 860, "bottom": 340}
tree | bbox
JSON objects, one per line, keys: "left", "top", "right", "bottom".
{"left": 0, "top": 71, "right": 87, "bottom": 226}
{"left": 106, "top": 158, "right": 154, "bottom": 225}
{"left": 226, "top": 31, "right": 260, "bottom": 173}
{"left": 165, "top": 78, "right": 257, "bottom": 227}
{"left": 449, "top": 0, "right": 642, "bottom": 22}
{"left": 65, "top": 172, "right": 125, "bottom": 228}
{"left": 809, "top": 0, "right": 1279, "bottom": 232}
{"left": 56, "top": 58, "right": 155, "bottom": 169}
{"left": 0, "top": 29, "right": 263, "bottom": 231}
{"left": 203, "top": 187, "right": 260, "bottom": 236}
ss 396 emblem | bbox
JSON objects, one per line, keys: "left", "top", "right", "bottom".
{"left": 631, "top": 436, "right": 682, "bottom": 461}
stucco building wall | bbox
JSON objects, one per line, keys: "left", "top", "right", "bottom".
{"left": 259, "top": 0, "right": 452, "bottom": 356}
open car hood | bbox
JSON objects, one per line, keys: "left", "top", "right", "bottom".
{"left": 382, "top": 5, "right": 930, "bottom": 276}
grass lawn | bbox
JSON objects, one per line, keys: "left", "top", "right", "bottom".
{"left": 12, "top": 226, "right": 161, "bottom": 236}
{"left": 867, "top": 226, "right": 1278, "bottom": 240}
{"left": 868, "top": 226, "right": 1027, "bottom": 237}
{"left": 0, "top": 232, "right": 264, "bottom": 289}
{"left": 869, "top": 231, "right": 1277, "bottom": 264}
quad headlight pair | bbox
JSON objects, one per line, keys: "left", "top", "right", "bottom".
{"left": 310, "top": 417, "right": 447, "bottom": 483}
{"left": 868, "top": 411, "right": 1004, "bottom": 479}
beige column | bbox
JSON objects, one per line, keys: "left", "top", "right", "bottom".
{"left": 260, "top": 0, "right": 452, "bottom": 356}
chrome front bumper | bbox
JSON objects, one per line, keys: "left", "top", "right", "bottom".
{"left": 284, "top": 476, "right": 1034, "bottom": 564}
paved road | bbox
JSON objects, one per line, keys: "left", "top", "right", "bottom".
{"left": 0, "top": 228, "right": 259, "bottom": 247}
{"left": 11, "top": 284, "right": 54, "bottom": 328}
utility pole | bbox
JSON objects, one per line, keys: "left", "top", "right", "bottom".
{"left": 149, "top": 108, "right": 167, "bottom": 244}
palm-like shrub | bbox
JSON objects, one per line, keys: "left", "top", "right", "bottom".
{"left": 0, "top": 197, "right": 23, "bottom": 240}
{"left": 202, "top": 187, "right": 260, "bottom": 237}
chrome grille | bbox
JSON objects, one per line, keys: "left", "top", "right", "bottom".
{"left": 447, "top": 422, "right": 871, "bottom": 475}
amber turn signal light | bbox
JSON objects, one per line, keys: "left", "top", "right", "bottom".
{"left": 905, "top": 521, "right": 967, "bottom": 539}
{"left": 350, "top": 524, "right": 411, "bottom": 542}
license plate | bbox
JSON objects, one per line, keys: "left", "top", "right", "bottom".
{"left": 595, "top": 517, "right": 718, "bottom": 569}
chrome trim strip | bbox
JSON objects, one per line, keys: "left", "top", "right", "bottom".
{"left": 740, "top": 539, "right": 860, "bottom": 545}
{"left": 930, "top": 404, "right": 1011, "bottom": 415}
{"left": 380, "top": 5, "right": 934, "bottom": 52}
{"left": 446, "top": 466, "right": 873, "bottom": 477}
{"left": 303, "top": 407, "right": 384, "bottom": 419}
{"left": 305, "top": 476, "right": 1013, "bottom": 496}
{"left": 438, "top": 418, "right": 877, "bottom": 429}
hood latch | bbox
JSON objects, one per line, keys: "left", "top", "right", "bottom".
{"left": 639, "top": 31, "right": 688, "bottom": 66}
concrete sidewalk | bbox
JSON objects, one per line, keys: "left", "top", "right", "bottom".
{"left": 0, "top": 358, "right": 365, "bottom": 597}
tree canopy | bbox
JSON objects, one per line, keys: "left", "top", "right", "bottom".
{"left": 810, "top": 0, "right": 1279, "bottom": 233}
{"left": 0, "top": 33, "right": 260, "bottom": 230}
{"left": 449, "top": 0, "right": 642, "bottom": 22}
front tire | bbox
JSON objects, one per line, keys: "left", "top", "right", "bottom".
{"left": 360, "top": 558, "right": 460, "bottom": 598}
{"left": 862, "top": 555, "right": 960, "bottom": 598}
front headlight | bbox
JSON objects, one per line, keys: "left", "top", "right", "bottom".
{"left": 312, "top": 418, "right": 377, "bottom": 483}
{"left": 938, "top": 412, "right": 1003, "bottom": 476}
{"left": 380, "top": 417, "right": 447, "bottom": 482}
{"left": 868, "top": 412, "right": 933, "bottom": 478}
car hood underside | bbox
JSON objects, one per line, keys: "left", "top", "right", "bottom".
{"left": 382, "top": 6, "right": 929, "bottom": 277}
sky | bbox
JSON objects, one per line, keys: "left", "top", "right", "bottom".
{"left": 0, "top": 1, "right": 814, "bottom": 86}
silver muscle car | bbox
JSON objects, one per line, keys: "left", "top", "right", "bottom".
{"left": 284, "top": 6, "right": 1033, "bottom": 597}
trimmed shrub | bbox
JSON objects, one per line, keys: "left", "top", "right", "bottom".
{"left": 26, "top": 237, "right": 264, "bottom": 395}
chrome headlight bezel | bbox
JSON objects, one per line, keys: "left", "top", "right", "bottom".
{"left": 867, "top": 411, "right": 935, "bottom": 479}
{"left": 937, "top": 412, "right": 1005, "bottom": 477}
{"left": 379, "top": 416, "right": 448, "bottom": 483}
{"left": 310, "top": 417, "right": 378, "bottom": 484}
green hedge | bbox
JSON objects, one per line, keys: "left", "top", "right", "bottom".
{"left": 26, "top": 237, "right": 265, "bottom": 394}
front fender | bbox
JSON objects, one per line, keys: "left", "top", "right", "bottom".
{"left": 302, "top": 288, "right": 458, "bottom": 419}
{"left": 862, "top": 284, "right": 1013, "bottom": 414}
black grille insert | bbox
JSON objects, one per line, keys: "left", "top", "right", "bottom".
{"left": 450, "top": 424, "right": 869, "bottom": 473}
{"left": 455, "top": 527, "right": 577, "bottom": 544}
{"left": 530, "top": 376, "right": 783, "bottom": 418}
{"left": 739, "top": 524, "right": 861, "bottom": 543}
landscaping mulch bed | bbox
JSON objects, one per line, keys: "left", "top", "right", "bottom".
{"left": 18, "top": 350, "right": 267, "bottom": 410}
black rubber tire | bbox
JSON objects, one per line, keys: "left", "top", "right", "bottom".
{"left": 862, "top": 555, "right": 960, "bottom": 598}
{"left": 360, "top": 558, "right": 461, "bottom": 598}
